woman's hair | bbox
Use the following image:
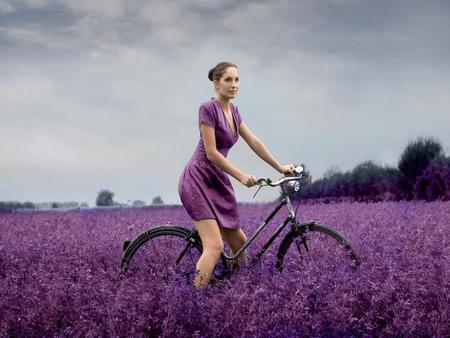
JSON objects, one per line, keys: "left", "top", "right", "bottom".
{"left": 208, "top": 61, "right": 238, "bottom": 82}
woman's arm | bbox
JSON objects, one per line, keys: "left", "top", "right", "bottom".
{"left": 201, "top": 123, "right": 257, "bottom": 186}
{"left": 239, "top": 121, "right": 283, "bottom": 172}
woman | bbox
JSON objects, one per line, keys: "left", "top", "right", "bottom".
{"left": 178, "top": 61, "right": 295, "bottom": 288}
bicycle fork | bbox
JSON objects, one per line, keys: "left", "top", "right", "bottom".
{"left": 292, "top": 220, "right": 312, "bottom": 255}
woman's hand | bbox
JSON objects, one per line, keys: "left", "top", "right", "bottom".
{"left": 278, "top": 164, "right": 296, "bottom": 176}
{"left": 240, "top": 174, "right": 258, "bottom": 187}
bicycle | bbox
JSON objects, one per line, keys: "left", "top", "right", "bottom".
{"left": 119, "top": 165, "right": 361, "bottom": 284}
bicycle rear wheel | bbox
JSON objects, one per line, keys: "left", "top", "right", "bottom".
{"left": 276, "top": 223, "right": 361, "bottom": 273}
{"left": 120, "top": 226, "right": 203, "bottom": 284}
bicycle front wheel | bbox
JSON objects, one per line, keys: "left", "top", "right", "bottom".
{"left": 276, "top": 223, "right": 361, "bottom": 273}
{"left": 120, "top": 226, "right": 203, "bottom": 284}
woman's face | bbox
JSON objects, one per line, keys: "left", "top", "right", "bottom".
{"left": 214, "top": 66, "right": 239, "bottom": 100}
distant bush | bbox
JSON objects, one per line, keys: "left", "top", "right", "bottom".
{"left": 293, "top": 137, "right": 448, "bottom": 203}
{"left": 152, "top": 196, "right": 164, "bottom": 205}
{"left": 0, "top": 201, "right": 35, "bottom": 213}
{"left": 413, "top": 157, "right": 450, "bottom": 201}
{"left": 398, "top": 137, "right": 444, "bottom": 199}
{"left": 299, "top": 162, "right": 399, "bottom": 202}
{"left": 22, "top": 201, "right": 36, "bottom": 209}
{"left": 96, "top": 190, "right": 114, "bottom": 206}
{"left": 132, "top": 200, "right": 146, "bottom": 207}
{"left": 349, "top": 161, "right": 400, "bottom": 202}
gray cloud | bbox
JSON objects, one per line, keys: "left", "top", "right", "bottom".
{"left": 1, "top": 0, "right": 449, "bottom": 206}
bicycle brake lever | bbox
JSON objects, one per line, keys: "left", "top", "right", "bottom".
{"left": 253, "top": 185, "right": 263, "bottom": 199}
{"left": 253, "top": 178, "right": 272, "bottom": 198}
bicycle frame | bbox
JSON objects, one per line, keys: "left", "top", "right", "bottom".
{"left": 177, "top": 171, "right": 308, "bottom": 268}
{"left": 182, "top": 192, "right": 305, "bottom": 267}
{"left": 221, "top": 193, "right": 299, "bottom": 265}
{"left": 123, "top": 167, "right": 362, "bottom": 277}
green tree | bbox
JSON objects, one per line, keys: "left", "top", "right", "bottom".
{"left": 96, "top": 189, "right": 114, "bottom": 206}
{"left": 350, "top": 161, "right": 380, "bottom": 200}
{"left": 22, "top": 201, "right": 35, "bottom": 209}
{"left": 132, "top": 200, "right": 146, "bottom": 207}
{"left": 414, "top": 157, "right": 450, "bottom": 201}
{"left": 398, "top": 137, "right": 444, "bottom": 199}
{"left": 0, "top": 201, "right": 21, "bottom": 213}
{"left": 152, "top": 196, "right": 164, "bottom": 205}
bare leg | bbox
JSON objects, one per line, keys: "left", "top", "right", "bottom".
{"left": 219, "top": 227, "right": 248, "bottom": 268}
{"left": 193, "top": 219, "right": 224, "bottom": 288}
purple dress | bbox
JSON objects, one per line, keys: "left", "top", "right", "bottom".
{"left": 178, "top": 97, "right": 243, "bottom": 229}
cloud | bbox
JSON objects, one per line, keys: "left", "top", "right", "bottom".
{"left": 1, "top": 0, "right": 449, "bottom": 205}
{"left": 64, "top": 0, "right": 125, "bottom": 18}
{"left": 0, "top": 1, "right": 14, "bottom": 13}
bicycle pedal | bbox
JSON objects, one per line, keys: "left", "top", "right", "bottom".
{"left": 215, "top": 270, "right": 232, "bottom": 281}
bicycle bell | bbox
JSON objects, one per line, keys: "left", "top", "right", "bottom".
{"left": 293, "top": 165, "right": 304, "bottom": 175}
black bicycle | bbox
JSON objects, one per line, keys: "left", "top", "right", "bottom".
{"left": 119, "top": 166, "right": 361, "bottom": 283}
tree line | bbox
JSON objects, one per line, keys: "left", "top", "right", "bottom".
{"left": 2, "top": 136, "right": 448, "bottom": 212}
{"left": 291, "top": 137, "right": 450, "bottom": 203}
{"left": 0, "top": 191, "right": 164, "bottom": 213}
{"left": 95, "top": 190, "right": 164, "bottom": 207}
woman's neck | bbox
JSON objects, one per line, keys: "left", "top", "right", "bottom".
{"left": 215, "top": 95, "right": 231, "bottom": 113}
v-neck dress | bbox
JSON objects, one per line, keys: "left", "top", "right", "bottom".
{"left": 178, "top": 97, "right": 243, "bottom": 229}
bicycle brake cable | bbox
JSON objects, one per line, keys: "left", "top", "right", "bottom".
{"left": 294, "top": 198, "right": 301, "bottom": 218}
{"left": 253, "top": 178, "right": 271, "bottom": 198}
{"left": 253, "top": 185, "right": 263, "bottom": 198}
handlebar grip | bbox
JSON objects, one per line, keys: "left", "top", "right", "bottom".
{"left": 256, "top": 178, "right": 272, "bottom": 185}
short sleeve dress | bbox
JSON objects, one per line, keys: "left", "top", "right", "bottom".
{"left": 178, "top": 97, "right": 243, "bottom": 229}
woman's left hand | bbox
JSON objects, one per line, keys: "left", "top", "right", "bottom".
{"left": 278, "top": 164, "right": 296, "bottom": 176}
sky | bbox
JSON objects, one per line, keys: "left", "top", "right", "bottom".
{"left": 1, "top": 0, "right": 449, "bottom": 206}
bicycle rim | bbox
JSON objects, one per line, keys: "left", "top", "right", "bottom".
{"left": 122, "top": 227, "right": 202, "bottom": 284}
{"left": 277, "top": 223, "right": 361, "bottom": 273}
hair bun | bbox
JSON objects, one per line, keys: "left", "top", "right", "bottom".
{"left": 208, "top": 61, "right": 238, "bottom": 82}
{"left": 208, "top": 67, "right": 215, "bottom": 81}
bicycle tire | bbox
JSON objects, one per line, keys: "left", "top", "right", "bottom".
{"left": 120, "top": 226, "right": 203, "bottom": 284}
{"left": 276, "top": 223, "right": 361, "bottom": 272}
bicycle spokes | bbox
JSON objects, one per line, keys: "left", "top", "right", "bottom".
{"left": 281, "top": 226, "right": 358, "bottom": 272}
{"left": 125, "top": 233, "right": 201, "bottom": 284}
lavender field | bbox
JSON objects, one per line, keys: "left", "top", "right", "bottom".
{"left": 1, "top": 202, "right": 448, "bottom": 337}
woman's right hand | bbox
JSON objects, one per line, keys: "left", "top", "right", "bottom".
{"left": 240, "top": 174, "right": 258, "bottom": 187}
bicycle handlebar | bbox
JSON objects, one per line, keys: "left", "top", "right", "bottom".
{"left": 252, "top": 165, "right": 304, "bottom": 198}
{"left": 256, "top": 165, "right": 304, "bottom": 187}
{"left": 256, "top": 176, "right": 301, "bottom": 187}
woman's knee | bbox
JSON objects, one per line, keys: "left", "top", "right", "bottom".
{"left": 194, "top": 218, "right": 224, "bottom": 255}
{"left": 219, "top": 227, "right": 246, "bottom": 254}
{"left": 239, "top": 229, "right": 247, "bottom": 244}
{"left": 231, "top": 229, "right": 248, "bottom": 247}
{"left": 204, "top": 240, "right": 224, "bottom": 256}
